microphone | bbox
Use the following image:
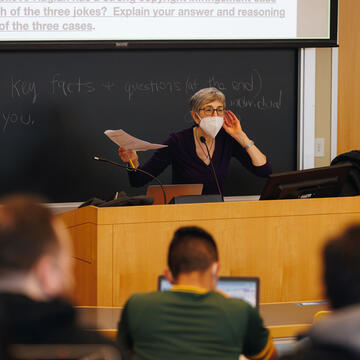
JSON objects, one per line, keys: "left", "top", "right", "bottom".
{"left": 93, "top": 156, "right": 167, "bottom": 205}
{"left": 199, "top": 137, "right": 223, "bottom": 199}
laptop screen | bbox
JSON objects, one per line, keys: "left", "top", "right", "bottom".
{"left": 158, "top": 275, "right": 259, "bottom": 309}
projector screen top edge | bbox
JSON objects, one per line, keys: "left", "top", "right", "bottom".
{"left": 0, "top": 39, "right": 339, "bottom": 51}
{"left": 0, "top": 0, "right": 338, "bottom": 49}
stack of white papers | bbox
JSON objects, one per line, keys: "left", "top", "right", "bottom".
{"left": 104, "top": 129, "right": 168, "bottom": 151}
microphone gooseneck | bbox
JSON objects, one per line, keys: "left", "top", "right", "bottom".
{"left": 93, "top": 156, "right": 167, "bottom": 205}
{"left": 199, "top": 137, "right": 223, "bottom": 198}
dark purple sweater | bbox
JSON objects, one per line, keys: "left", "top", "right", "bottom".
{"left": 129, "top": 127, "right": 272, "bottom": 194}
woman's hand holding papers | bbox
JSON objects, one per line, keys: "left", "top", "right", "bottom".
{"left": 118, "top": 147, "right": 139, "bottom": 168}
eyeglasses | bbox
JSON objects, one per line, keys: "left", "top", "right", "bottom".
{"left": 199, "top": 106, "right": 225, "bottom": 116}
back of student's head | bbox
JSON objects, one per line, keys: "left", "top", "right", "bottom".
{"left": 0, "top": 195, "right": 59, "bottom": 275}
{"left": 323, "top": 224, "right": 360, "bottom": 309}
{"left": 168, "top": 226, "right": 218, "bottom": 280}
{"left": 0, "top": 194, "right": 73, "bottom": 299}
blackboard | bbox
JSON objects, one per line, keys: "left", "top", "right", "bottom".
{"left": 0, "top": 49, "right": 298, "bottom": 202}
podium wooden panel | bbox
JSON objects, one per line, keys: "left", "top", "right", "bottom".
{"left": 60, "top": 197, "right": 360, "bottom": 306}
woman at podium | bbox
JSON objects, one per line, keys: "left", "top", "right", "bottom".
{"left": 118, "top": 87, "right": 271, "bottom": 195}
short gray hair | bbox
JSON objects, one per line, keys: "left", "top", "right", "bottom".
{"left": 189, "top": 88, "right": 226, "bottom": 113}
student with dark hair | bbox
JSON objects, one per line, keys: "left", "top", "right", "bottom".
{"left": 0, "top": 195, "right": 116, "bottom": 348}
{"left": 281, "top": 224, "right": 360, "bottom": 360}
{"left": 167, "top": 226, "right": 219, "bottom": 280}
{"left": 117, "top": 226, "right": 277, "bottom": 360}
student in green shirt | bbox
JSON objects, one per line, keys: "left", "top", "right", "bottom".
{"left": 117, "top": 226, "right": 277, "bottom": 360}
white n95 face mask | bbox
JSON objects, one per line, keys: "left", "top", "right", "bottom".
{"left": 199, "top": 116, "right": 224, "bottom": 138}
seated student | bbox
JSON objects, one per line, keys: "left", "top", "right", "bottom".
{"left": 281, "top": 224, "right": 360, "bottom": 360}
{"left": 117, "top": 226, "right": 277, "bottom": 360}
{"left": 0, "top": 195, "right": 116, "bottom": 348}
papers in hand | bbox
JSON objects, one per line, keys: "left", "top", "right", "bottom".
{"left": 104, "top": 129, "right": 168, "bottom": 151}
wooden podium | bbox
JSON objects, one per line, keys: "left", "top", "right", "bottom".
{"left": 60, "top": 197, "right": 360, "bottom": 307}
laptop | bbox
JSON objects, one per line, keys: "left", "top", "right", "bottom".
{"left": 146, "top": 184, "right": 203, "bottom": 205}
{"left": 158, "top": 275, "right": 260, "bottom": 309}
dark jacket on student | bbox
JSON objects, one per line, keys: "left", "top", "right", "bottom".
{"left": 0, "top": 292, "right": 114, "bottom": 346}
{"left": 280, "top": 305, "right": 360, "bottom": 360}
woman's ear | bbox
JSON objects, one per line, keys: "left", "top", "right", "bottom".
{"left": 191, "top": 111, "right": 200, "bottom": 125}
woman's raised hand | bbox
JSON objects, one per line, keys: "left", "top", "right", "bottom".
{"left": 222, "top": 110, "right": 243, "bottom": 137}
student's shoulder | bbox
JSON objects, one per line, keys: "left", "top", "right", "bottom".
{"left": 126, "top": 291, "right": 172, "bottom": 307}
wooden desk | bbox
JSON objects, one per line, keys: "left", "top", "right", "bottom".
{"left": 77, "top": 302, "right": 329, "bottom": 339}
{"left": 60, "top": 197, "right": 360, "bottom": 306}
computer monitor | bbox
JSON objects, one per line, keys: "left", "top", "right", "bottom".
{"left": 260, "top": 163, "right": 352, "bottom": 200}
{"left": 158, "top": 275, "right": 259, "bottom": 309}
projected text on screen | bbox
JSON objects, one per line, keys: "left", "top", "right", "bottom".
{"left": 0, "top": 0, "right": 332, "bottom": 42}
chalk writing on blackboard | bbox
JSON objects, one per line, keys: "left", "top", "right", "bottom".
{"left": 11, "top": 77, "right": 38, "bottom": 104}
{"left": 5, "top": 69, "right": 283, "bottom": 116}
{"left": 1, "top": 111, "right": 33, "bottom": 133}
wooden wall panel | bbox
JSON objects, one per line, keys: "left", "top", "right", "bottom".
{"left": 97, "top": 225, "right": 113, "bottom": 306}
{"left": 338, "top": 0, "right": 360, "bottom": 153}
{"left": 69, "top": 223, "right": 97, "bottom": 305}
{"left": 111, "top": 211, "right": 360, "bottom": 306}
